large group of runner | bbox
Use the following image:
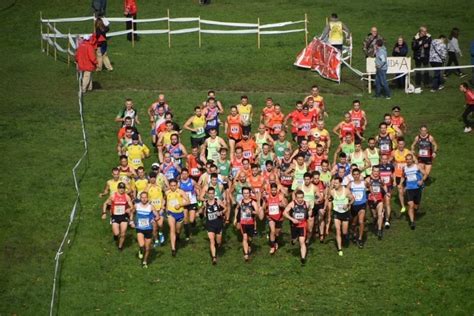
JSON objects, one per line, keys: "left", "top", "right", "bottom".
{"left": 99, "top": 85, "right": 438, "bottom": 267}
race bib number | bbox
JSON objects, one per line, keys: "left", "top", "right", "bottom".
{"left": 268, "top": 205, "right": 280, "bottom": 215}
{"left": 273, "top": 124, "right": 282, "bottom": 133}
{"left": 381, "top": 144, "right": 389, "bottom": 151}
{"left": 196, "top": 127, "right": 205, "bottom": 134}
{"left": 191, "top": 168, "right": 200, "bottom": 176}
{"left": 315, "top": 166, "right": 322, "bottom": 172}
{"left": 241, "top": 114, "right": 250, "bottom": 124}
{"left": 334, "top": 204, "right": 345, "bottom": 212}
{"left": 302, "top": 123, "right": 311, "bottom": 132}
{"left": 151, "top": 199, "right": 161, "bottom": 206}
{"left": 138, "top": 218, "right": 149, "bottom": 228}
{"left": 419, "top": 149, "right": 429, "bottom": 156}
{"left": 169, "top": 199, "right": 178, "bottom": 208}
{"left": 243, "top": 151, "right": 252, "bottom": 159}
{"left": 407, "top": 174, "right": 417, "bottom": 182}
{"left": 294, "top": 212, "right": 305, "bottom": 220}
{"left": 208, "top": 212, "right": 218, "bottom": 221}
{"left": 372, "top": 186, "right": 381, "bottom": 193}
{"left": 231, "top": 167, "right": 240, "bottom": 177}
{"left": 353, "top": 120, "right": 360, "bottom": 128}
{"left": 382, "top": 176, "right": 390, "bottom": 184}
{"left": 354, "top": 191, "right": 363, "bottom": 201}
{"left": 166, "top": 172, "right": 174, "bottom": 179}
{"left": 242, "top": 209, "right": 252, "bottom": 219}
{"left": 231, "top": 126, "right": 240, "bottom": 134}
{"left": 132, "top": 158, "right": 142, "bottom": 165}
{"left": 114, "top": 205, "right": 125, "bottom": 215}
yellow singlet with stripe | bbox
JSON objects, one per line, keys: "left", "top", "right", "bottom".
{"left": 166, "top": 190, "right": 184, "bottom": 213}
{"left": 148, "top": 184, "right": 163, "bottom": 210}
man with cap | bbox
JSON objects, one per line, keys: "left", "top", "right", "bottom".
{"left": 75, "top": 34, "right": 97, "bottom": 93}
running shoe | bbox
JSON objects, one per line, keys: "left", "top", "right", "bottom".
{"left": 300, "top": 257, "right": 306, "bottom": 265}
{"left": 410, "top": 222, "right": 416, "bottom": 230}
{"left": 142, "top": 262, "right": 148, "bottom": 269}
{"left": 377, "top": 230, "right": 383, "bottom": 240}
{"left": 211, "top": 257, "right": 217, "bottom": 265}
{"left": 269, "top": 247, "right": 276, "bottom": 255}
{"left": 385, "top": 221, "right": 391, "bottom": 229}
{"left": 400, "top": 206, "right": 406, "bottom": 213}
{"left": 464, "top": 127, "right": 472, "bottom": 133}
{"left": 338, "top": 250, "right": 343, "bottom": 257}
{"left": 171, "top": 249, "right": 177, "bottom": 257}
{"left": 153, "top": 239, "right": 160, "bottom": 248}
{"left": 159, "top": 232, "right": 165, "bottom": 244}
{"left": 357, "top": 239, "right": 364, "bottom": 249}
{"left": 138, "top": 250, "right": 144, "bottom": 260}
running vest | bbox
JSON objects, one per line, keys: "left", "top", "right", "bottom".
{"left": 291, "top": 201, "right": 309, "bottom": 227}
{"left": 167, "top": 143, "right": 183, "bottom": 166}
{"left": 231, "top": 157, "right": 244, "bottom": 178}
{"left": 217, "top": 159, "right": 231, "bottom": 178}
{"left": 111, "top": 192, "right": 128, "bottom": 215}
{"left": 148, "top": 184, "right": 163, "bottom": 209}
{"left": 166, "top": 190, "right": 184, "bottom": 213}
{"left": 342, "top": 142, "right": 355, "bottom": 156}
{"left": 301, "top": 184, "right": 316, "bottom": 209}
{"left": 258, "top": 152, "right": 273, "bottom": 171}
{"left": 417, "top": 135, "right": 433, "bottom": 158}
{"left": 404, "top": 165, "right": 422, "bottom": 190}
{"left": 191, "top": 115, "right": 206, "bottom": 139}
{"left": 279, "top": 159, "right": 293, "bottom": 186}
{"left": 134, "top": 177, "right": 148, "bottom": 197}
{"left": 205, "top": 199, "right": 222, "bottom": 222}
{"left": 365, "top": 148, "right": 380, "bottom": 176}
{"left": 206, "top": 137, "right": 220, "bottom": 161}
{"left": 328, "top": 21, "right": 343, "bottom": 45}
{"left": 320, "top": 171, "right": 332, "bottom": 186}
{"left": 292, "top": 163, "right": 307, "bottom": 189}
{"left": 274, "top": 141, "right": 288, "bottom": 159}
{"left": 378, "top": 134, "right": 392, "bottom": 155}
{"left": 369, "top": 177, "right": 383, "bottom": 201}
{"left": 187, "top": 155, "right": 202, "bottom": 178}
{"left": 161, "top": 162, "right": 179, "bottom": 180}
{"left": 135, "top": 202, "right": 154, "bottom": 230}
{"left": 350, "top": 151, "right": 365, "bottom": 170}
{"left": 227, "top": 115, "right": 242, "bottom": 140}
{"left": 205, "top": 107, "right": 219, "bottom": 130}
{"left": 340, "top": 122, "right": 355, "bottom": 138}
{"left": 255, "top": 132, "right": 268, "bottom": 149}
{"left": 349, "top": 110, "right": 364, "bottom": 131}
{"left": 337, "top": 162, "right": 351, "bottom": 176}
{"left": 267, "top": 194, "right": 283, "bottom": 221}
{"left": 350, "top": 181, "right": 367, "bottom": 205}
{"left": 393, "top": 149, "right": 410, "bottom": 177}
{"left": 379, "top": 163, "right": 394, "bottom": 186}
{"left": 239, "top": 200, "right": 255, "bottom": 225}
{"left": 332, "top": 190, "right": 348, "bottom": 213}
{"left": 233, "top": 181, "right": 247, "bottom": 204}
{"left": 179, "top": 178, "right": 197, "bottom": 204}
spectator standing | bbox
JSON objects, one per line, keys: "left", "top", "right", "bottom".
{"left": 363, "top": 27, "right": 384, "bottom": 58}
{"left": 412, "top": 26, "right": 432, "bottom": 89}
{"left": 459, "top": 83, "right": 474, "bottom": 133}
{"left": 320, "top": 13, "right": 350, "bottom": 51}
{"left": 445, "top": 28, "right": 466, "bottom": 78}
{"left": 374, "top": 39, "right": 391, "bottom": 99}
{"left": 124, "top": 0, "right": 138, "bottom": 41}
{"left": 75, "top": 35, "right": 97, "bottom": 93}
{"left": 95, "top": 17, "right": 113, "bottom": 71}
{"left": 92, "top": 0, "right": 107, "bottom": 16}
{"left": 429, "top": 35, "right": 447, "bottom": 92}
{"left": 392, "top": 36, "right": 409, "bottom": 89}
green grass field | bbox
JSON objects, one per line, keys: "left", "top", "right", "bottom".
{"left": 1, "top": 0, "right": 474, "bottom": 314}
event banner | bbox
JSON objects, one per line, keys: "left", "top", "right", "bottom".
{"left": 294, "top": 38, "right": 341, "bottom": 82}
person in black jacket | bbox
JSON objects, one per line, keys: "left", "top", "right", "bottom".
{"left": 393, "top": 36, "right": 409, "bottom": 89}
{"left": 412, "top": 26, "right": 432, "bottom": 89}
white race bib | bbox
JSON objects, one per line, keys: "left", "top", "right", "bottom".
{"left": 268, "top": 205, "right": 280, "bottom": 215}
{"left": 354, "top": 191, "right": 363, "bottom": 201}
{"left": 114, "top": 205, "right": 125, "bottom": 215}
{"left": 138, "top": 218, "right": 149, "bottom": 227}
{"left": 382, "top": 176, "right": 390, "bottom": 184}
{"left": 381, "top": 144, "right": 389, "bottom": 151}
{"left": 208, "top": 213, "right": 218, "bottom": 221}
{"left": 294, "top": 212, "right": 305, "bottom": 220}
{"left": 419, "top": 149, "right": 428, "bottom": 156}
{"left": 407, "top": 174, "right": 417, "bottom": 182}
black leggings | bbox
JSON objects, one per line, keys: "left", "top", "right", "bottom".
{"left": 462, "top": 105, "right": 474, "bottom": 128}
{"left": 446, "top": 52, "right": 461, "bottom": 75}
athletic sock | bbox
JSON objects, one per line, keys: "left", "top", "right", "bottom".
{"left": 184, "top": 224, "right": 190, "bottom": 237}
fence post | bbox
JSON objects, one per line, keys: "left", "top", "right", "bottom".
{"left": 167, "top": 9, "right": 171, "bottom": 48}
{"left": 67, "top": 29, "right": 71, "bottom": 68}
{"left": 131, "top": 16, "right": 135, "bottom": 48}
{"left": 46, "top": 23, "right": 50, "bottom": 56}
{"left": 53, "top": 22, "right": 57, "bottom": 61}
{"left": 40, "top": 11, "right": 44, "bottom": 52}
{"left": 198, "top": 16, "right": 201, "bottom": 48}
{"left": 257, "top": 18, "right": 260, "bottom": 49}
{"left": 349, "top": 33, "right": 353, "bottom": 65}
{"left": 304, "top": 13, "right": 308, "bottom": 46}
{"left": 368, "top": 75, "right": 371, "bottom": 94}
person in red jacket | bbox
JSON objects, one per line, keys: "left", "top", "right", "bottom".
{"left": 460, "top": 82, "right": 474, "bottom": 133}
{"left": 124, "top": 0, "right": 138, "bottom": 41}
{"left": 75, "top": 35, "right": 97, "bottom": 93}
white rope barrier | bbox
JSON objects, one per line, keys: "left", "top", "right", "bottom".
{"left": 49, "top": 67, "right": 88, "bottom": 316}
{"left": 260, "top": 29, "right": 304, "bottom": 35}
{"left": 200, "top": 19, "right": 257, "bottom": 27}
{"left": 259, "top": 20, "right": 304, "bottom": 29}
{"left": 200, "top": 29, "right": 258, "bottom": 34}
